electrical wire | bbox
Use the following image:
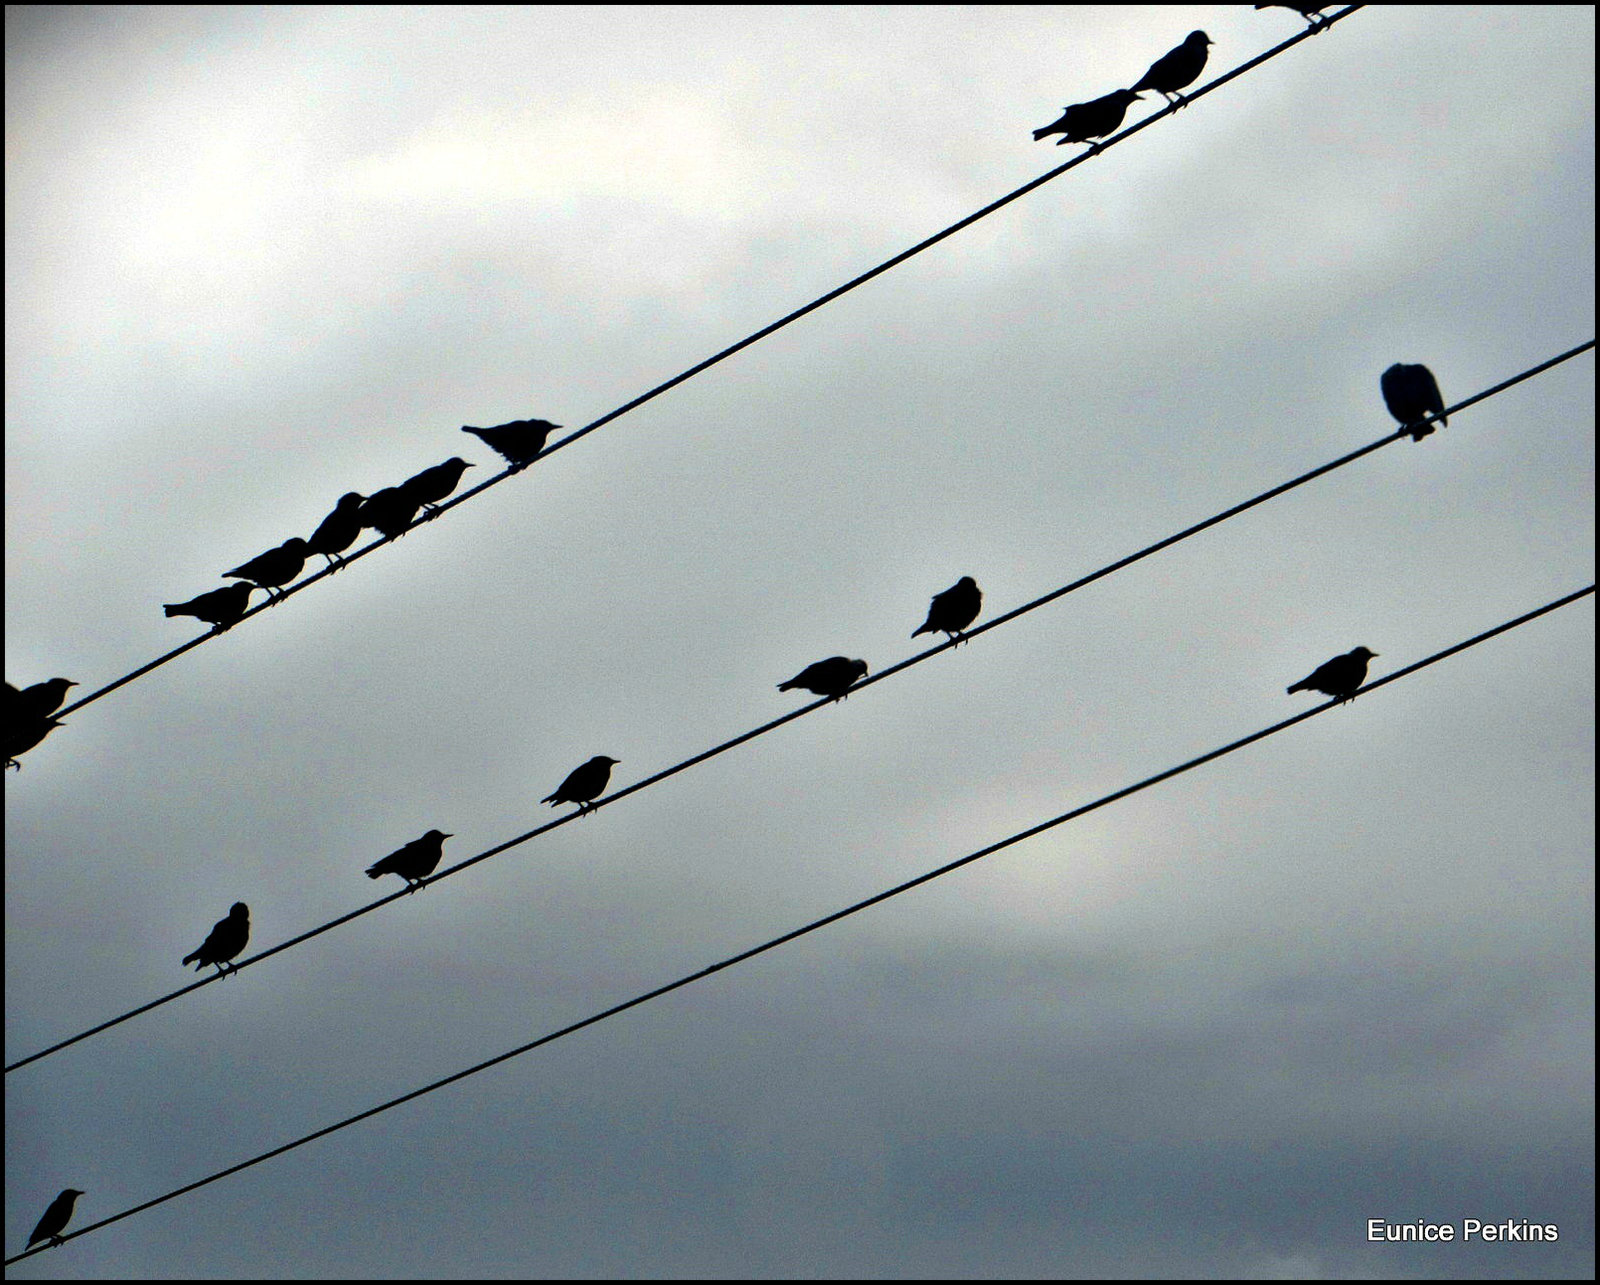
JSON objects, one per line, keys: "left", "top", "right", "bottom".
{"left": 8, "top": 579, "right": 1589, "bottom": 1264}
{"left": 7, "top": 338, "right": 1592, "bottom": 1075}
{"left": 46, "top": 7, "right": 1364, "bottom": 725}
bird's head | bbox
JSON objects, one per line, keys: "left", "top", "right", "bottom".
{"left": 426, "top": 829, "right": 453, "bottom": 841}
{"left": 1352, "top": 647, "right": 1378, "bottom": 660}
{"left": 282, "top": 537, "right": 310, "bottom": 552}
{"left": 956, "top": 577, "right": 977, "bottom": 591}
{"left": 230, "top": 902, "right": 249, "bottom": 917}
{"left": 598, "top": 756, "right": 620, "bottom": 765}
{"left": 850, "top": 659, "right": 869, "bottom": 679}
{"left": 1190, "top": 30, "right": 1213, "bottom": 46}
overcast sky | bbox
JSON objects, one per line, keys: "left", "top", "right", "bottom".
{"left": 5, "top": 4, "right": 1594, "bottom": 1278}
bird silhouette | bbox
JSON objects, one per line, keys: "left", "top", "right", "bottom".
{"left": 163, "top": 582, "right": 255, "bottom": 631}
{"left": 357, "top": 487, "right": 423, "bottom": 541}
{"left": 1033, "top": 88, "right": 1143, "bottom": 151}
{"left": 1131, "top": 31, "right": 1212, "bottom": 109}
{"left": 400, "top": 458, "right": 475, "bottom": 517}
{"left": 26, "top": 1188, "right": 83, "bottom": 1250}
{"left": 913, "top": 577, "right": 982, "bottom": 645}
{"left": 182, "top": 902, "right": 251, "bottom": 976}
{"left": 306, "top": 492, "right": 367, "bottom": 570}
{"left": 1255, "top": 3, "right": 1328, "bottom": 31}
{"left": 5, "top": 715, "right": 65, "bottom": 771}
{"left": 1287, "top": 646, "right": 1378, "bottom": 704}
{"left": 541, "top": 756, "right": 620, "bottom": 815}
{"left": 1381, "top": 364, "right": 1448, "bottom": 441}
{"left": 9, "top": 678, "right": 77, "bottom": 721}
{"left": 223, "top": 538, "right": 310, "bottom": 600}
{"left": 778, "top": 657, "right": 869, "bottom": 701}
{"left": 462, "top": 418, "right": 561, "bottom": 471}
{"left": 365, "top": 829, "right": 453, "bottom": 891}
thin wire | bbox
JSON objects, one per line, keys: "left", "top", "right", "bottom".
{"left": 50, "top": 7, "right": 1364, "bottom": 724}
{"left": 9, "top": 338, "right": 1593, "bottom": 1074}
{"left": 9, "top": 579, "right": 1589, "bottom": 1265}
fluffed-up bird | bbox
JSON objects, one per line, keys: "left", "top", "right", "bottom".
{"left": 306, "top": 492, "right": 367, "bottom": 570}
{"left": 1381, "top": 363, "right": 1448, "bottom": 441}
{"left": 182, "top": 902, "right": 251, "bottom": 976}
{"left": 26, "top": 1188, "right": 84, "bottom": 1251}
{"left": 913, "top": 577, "right": 983, "bottom": 644}
{"left": 365, "top": 829, "right": 453, "bottom": 891}
{"left": 223, "top": 537, "right": 310, "bottom": 600}
{"left": 1287, "top": 646, "right": 1378, "bottom": 704}
{"left": 1131, "top": 31, "right": 1212, "bottom": 109}
{"left": 778, "top": 657, "right": 869, "bottom": 701}
{"left": 1255, "top": 3, "right": 1328, "bottom": 31}
{"left": 164, "top": 582, "right": 255, "bottom": 631}
{"left": 400, "top": 458, "right": 475, "bottom": 517}
{"left": 541, "top": 756, "right": 620, "bottom": 815}
{"left": 8, "top": 678, "right": 78, "bottom": 722}
{"left": 5, "top": 715, "right": 65, "bottom": 771}
{"left": 462, "top": 418, "right": 561, "bottom": 471}
{"left": 358, "top": 486, "right": 423, "bottom": 540}
{"left": 1033, "top": 88, "right": 1143, "bottom": 150}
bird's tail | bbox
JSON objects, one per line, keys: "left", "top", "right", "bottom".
{"left": 540, "top": 793, "right": 558, "bottom": 805}
{"left": 461, "top": 426, "right": 486, "bottom": 439}
{"left": 162, "top": 604, "right": 185, "bottom": 617}
{"left": 364, "top": 861, "right": 388, "bottom": 879}
{"left": 181, "top": 950, "right": 200, "bottom": 967}
{"left": 776, "top": 680, "right": 796, "bottom": 691}
{"left": 1287, "top": 680, "right": 1309, "bottom": 695}
{"left": 1031, "top": 126, "right": 1054, "bottom": 141}
{"left": 911, "top": 623, "right": 933, "bottom": 638}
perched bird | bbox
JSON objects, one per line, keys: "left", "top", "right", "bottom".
{"left": 223, "top": 537, "right": 311, "bottom": 600}
{"left": 913, "top": 577, "right": 983, "bottom": 645}
{"left": 10, "top": 678, "right": 78, "bottom": 721}
{"left": 1033, "top": 88, "right": 1144, "bottom": 150}
{"left": 1131, "top": 31, "right": 1213, "bottom": 109}
{"left": 182, "top": 902, "right": 251, "bottom": 976}
{"left": 365, "top": 829, "right": 453, "bottom": 891}
{"left": 306, "top": 492, "right": 367, "bottom": 570}
{"left": 1287, "top": 646, "right": 1378, "bottom": 704}
{"left": 778, "top": 657, "right": 870, "bottom": 701}
{"left": 163, "top": 582, "right": 255, "bottom": 631}
{"left": 1255, "top": 4, "right": 1328, "bottom": 31}
{"left": 1381, "top": 364, "right": 1448, "bottom": 441}
{"left": 399, "top": 457, "right": 475, "bottom": 517}
{"left": 357, "top": 486, "right": 423, "bottom": 540}
{"left": 26, "top": 1188, "right": 84, "bottom": 1251}
{"left": 5, "top": 715, "right": 65, "bottom": 771}
{"left": 541, "top": 756, "right": 620, "bottom": 815}
{"left": 462, "top": 418, "right": 561, "bottom": 471}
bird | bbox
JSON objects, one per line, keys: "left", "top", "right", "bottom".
{"left": 913, "top": 577, "right": 983, "bottom": 645}
{"left": 306, "top": 492, "right": 367, "bottom": 570}
{"left": 26, "top": 1188, "right": 84, "bottom": 1250}
{"left": 223, "top": 537, "right": 311, "bottom": 600}
{"left": 357, "top": 486, "right": 423, "bottom": 540}
{"left": 462, "top": 418, "right": 561, "bottom": 471}
{"left": 1380, "top": 364, "right": 1448, "bottom": 441}
{"left": 778, "top": 657, "right": 869, "bottom": 701}
{"left": 163, "top": 582, "right": 255, "bottom": 631}
{"left": 5, "top": 715, "right": 65, "bottom": 771}
{"left": 10, "top": 678, "right": 78, "bottom": 721}
{"left": 541, "top": 756, "right": 620, "bottom": 815}
{"left": 1033, "top": 89, "right": 1144, "bottom": 150}
{"left": 182, "top": 902, "right": 251, "bottom": 976}
{"left": 365, "top": 829, "right": 453, "bottom": 891}
{"left": 1255, "top": 4, "right": 1328, "bottom": 32}
{"left": 399, "top": 458, "right": 475, "bottom": 517}
{"left": 1131, "top": 31, "right": 1213, "bottom": 109}
{"left": 1287, "top": 646, "right": 1378, "bottom": 704}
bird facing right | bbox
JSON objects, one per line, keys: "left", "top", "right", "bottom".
{"left": 541, "top": 756, "right": 621, "bottom": 814}
{"left": 1032, "top": 89, "right": 1144, "bottom": 151}
{"left": 1380, "top": 364, "right": 1448, "bottom": 441}
{"left": 913, "top": 576, "right": 982, "bottom": 644}
{"left": 365, "top": 829, "right": 453, "bottom": 891}
{"left": 163, "top": 581, "right": 256, "bottom": 631}
{"left": 462, "top": 418, "right": 561, "bottom": 471}
{"left": 777, "top": 657, "right": 870, "bottom": 701}
{"left": 1287, "top": 646, "right": 1378, "bottom": 704}
{"left": 26, "top": 1188, "right": 84, "bottom": 1251}
{"left": 182, "top": 902, "right": 251, "bottom": 976}
{"left": 1130, "top": 31, "right": 1213, "bottom": 109}
{"left": 223, "top": 538, "right": 311, "bottom": 600}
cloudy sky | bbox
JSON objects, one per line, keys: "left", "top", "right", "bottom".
{"left": 5, "top": 4, "right": 1594, "bottom": 1278}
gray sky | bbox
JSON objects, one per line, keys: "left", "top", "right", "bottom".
{"left": 5, "top": 4, "right": 1594, "bottom": 1278}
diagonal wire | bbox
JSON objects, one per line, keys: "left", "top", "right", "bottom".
{"left": 49, "top": 7, "right": 1365, "bottom": 724}
{"left": 8, "top": 578, "right": 1590, "bottom": 1265}
{"left": 9, "top": 337, "right": 1590, "bottom": 1074}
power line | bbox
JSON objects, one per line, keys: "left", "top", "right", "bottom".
{"left": 48, "top": 7, "right": 1364, "bottom": 725}
{"left": 8, "top": 337, "right": 1591, "bottom": 1074}
{"left": 8, "top": 579, "right": 1589, "bottom": 1265}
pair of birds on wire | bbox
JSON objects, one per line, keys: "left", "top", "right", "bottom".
{"left": 4, "top": 677, "right": 76, "bottom": 771}
{"left": 1033, "top": 30, "right": 1212, "bottom": 151}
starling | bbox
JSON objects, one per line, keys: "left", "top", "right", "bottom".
{"left": 1131, "top": 31, "right": 1213, "bottom": 109}
{"left": 26, "top": 1188, "right": 84, "bottom": 1251}
{"left": 10, "top": 678, "right": 78, "bottom": 721}
{"left": 223, "top": 537, "right": 311, "bottom": 600}
{"left": 1287, "top": 646, "right": 1378, "bottom": 704}
{"left": 5, "top": 715, "right": 65, "bottom": 771}
{"left": 1033, "top": 89, "right": 1144, "bottom": 151}
{"left": 358, "top": 486, "right": 423, "bottom": 540}
{"left": 462, "top": 419, "right": 561, "bottom": 471}
{"left": 1381, "top": 364, "right": 1448, "bottom": 441}
{"left": 778, "top": 657, "right": 870, "bottom": 701}
{"left": 365, "top": 829, "right": 453, "bottom": 891}
{"left": 1255, "top": 4, "right": 1328, "bottom": 31}
{"left": 164, "top": 582, "right": 255, "bottom": 631}
{"left": 913, "top": 577, "right": 983, "bottom": 644}
{"left": 182, "top": 902, "right": 251, "bottom": 976}
{"left": 541, "top": 756, "right": 620, "bottom": 815}
{"left": 399, "top": 458, "right": 476, "bottom": 517}
{"left": 306, "top": 492, "right": 367, "bottom": 570}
